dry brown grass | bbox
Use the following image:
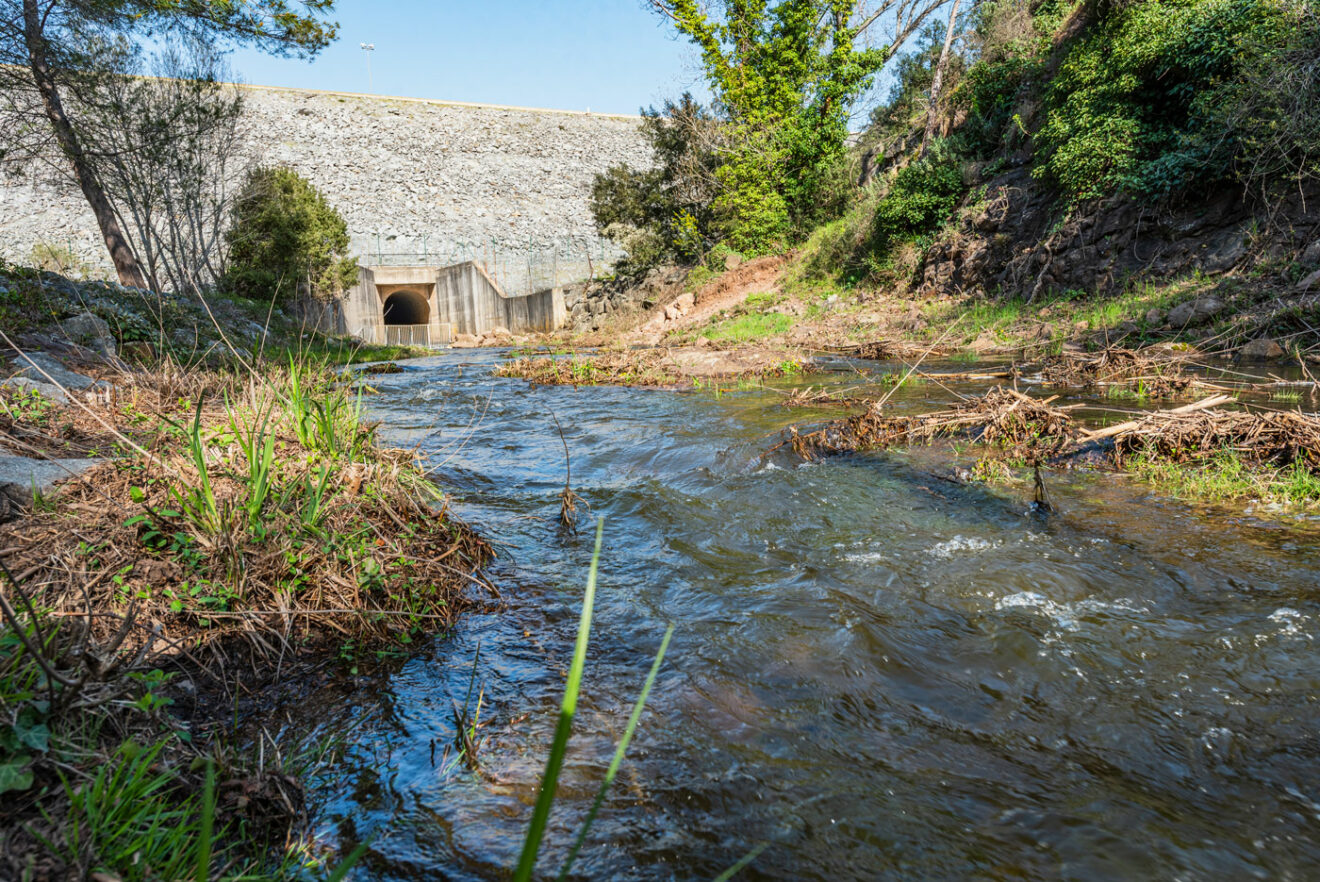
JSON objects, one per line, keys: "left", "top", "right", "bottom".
{"left": 0, "top": 357, "right": 493, "bottom": 672}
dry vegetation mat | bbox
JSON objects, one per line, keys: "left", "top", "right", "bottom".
{"left": 2, "top": 360, "right": 492, "bottom": 662}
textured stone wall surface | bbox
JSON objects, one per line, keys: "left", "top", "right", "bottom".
{"left": 0, "top": 85, "right": 649, "bottom": 288}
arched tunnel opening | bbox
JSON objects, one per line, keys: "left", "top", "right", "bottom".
{"left": 382, "top": 290, "right": 430, "bottom": 325}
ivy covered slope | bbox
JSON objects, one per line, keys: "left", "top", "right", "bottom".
{"left": 596, "top": 0, "right": 1320, "bottom": 357}
{"left": 804, "top": 0, "right": 1320, "bottom": 350}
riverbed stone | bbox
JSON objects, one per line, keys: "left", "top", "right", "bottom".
{"left": 1, "top": 375, "right": 67, "bottom": 403}
{"left": 12, "top": 351, "right": 103, "bottom": 393}
{"left": 1168, "top": 296, "right": 1226, "bottom": 328}
{"left": 0, "top": 454, "right": 99, "bottom": 521}
{"left": 1240, "top": 337, "right": 1285, "bottom": 360}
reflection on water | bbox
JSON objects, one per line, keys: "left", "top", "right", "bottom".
{"left": 289, "top": 351, "right": 1320, "bottom": 881}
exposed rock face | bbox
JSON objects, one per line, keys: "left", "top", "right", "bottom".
{"left": 565, "top": 265, "right": 687, "bottom": 332}
{"left": 916, "top": 165, "right": 1320, "bottom": 298}
{"left": 0, "top": 86, "right": 649, "bottom": 282}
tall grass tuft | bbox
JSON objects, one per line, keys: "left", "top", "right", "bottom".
{"left": 513, "top": 519, "right": 685, "bottom": 881}
{"left": 513, "top": 519, "right": 605, "bottom": 881}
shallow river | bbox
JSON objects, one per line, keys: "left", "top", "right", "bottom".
{"left": 293, "top": 351, "right": 1320, "bottom": 881}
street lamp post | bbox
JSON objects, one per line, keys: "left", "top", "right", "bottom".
{"left": 360, "top": 42, "right": 375, "bottom": 92}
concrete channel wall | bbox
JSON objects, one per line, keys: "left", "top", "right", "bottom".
{"left": 294, "top": 262, "right": 565, "bottom": 346}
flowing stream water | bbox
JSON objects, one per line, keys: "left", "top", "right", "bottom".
{"left": 289, "top": 350, "right": 1320, "bottom": 881}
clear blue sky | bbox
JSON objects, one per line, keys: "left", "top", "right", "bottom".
{"left": 225, "top": 0, "right": 710, "bottom": 115}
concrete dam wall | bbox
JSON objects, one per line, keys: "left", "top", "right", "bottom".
{"left": 0, "top": 84, "right": 650, "bottom": 293}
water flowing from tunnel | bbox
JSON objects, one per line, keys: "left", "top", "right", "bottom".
{"left": 288, "top": 350, "right": 1320, "bottom": 881}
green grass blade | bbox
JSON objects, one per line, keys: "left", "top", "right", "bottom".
{"left": 712, "top": 841, "right": 769, "bottom": 882}
{"left": 557, "top": 624, "right": 674, "bottom": 881}
{"left": 195, "top": 759, "right": 214, "bottom": 882}
{"left": 513, "top": 518, "right": 604, "bottom": 882}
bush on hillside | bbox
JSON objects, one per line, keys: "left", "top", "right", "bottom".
{"left": 867, "top": 142, "right": 968, "bottom": 261}
{"left": 223, "top": 167, "right": 358, "bottom": 302}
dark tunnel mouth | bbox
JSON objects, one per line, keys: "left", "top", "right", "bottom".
{"left": 382, "top": 290, "right": 430, "bottom": 325}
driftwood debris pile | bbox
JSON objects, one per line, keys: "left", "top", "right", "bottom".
{"left": 1035, "top": 347, "right": 1195, "bottom": 397}
{"left": 790, "top": 386, "right": 1075, "bottom": 458}
{"left": 834, "top": 340, "right": 945, "bottom": 361}
{"left": 1106, "top": 399, "right": 1320, "bottom": 469}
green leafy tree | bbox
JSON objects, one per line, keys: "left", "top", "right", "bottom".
{"left": 0, "top": 0, "right": 338, "bottom": 288}
{"left": 590, "top": 93, "right": 724, "bottom": 274}
{"left": 647, "top": 0, "right": 947, "bottom": 252}
{"left": 224, "top": 167, "right": 358, "bottom": 303}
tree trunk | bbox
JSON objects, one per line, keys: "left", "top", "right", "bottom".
{"left": 22, "top": 0, "right": 148, "bottom": 289}
{"left": 921, "top": 0, "right": 962, "bottom": 156}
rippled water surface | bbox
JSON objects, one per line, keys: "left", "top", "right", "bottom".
{"left": 294, "top": 351, "right": 1320, "bottom": 881}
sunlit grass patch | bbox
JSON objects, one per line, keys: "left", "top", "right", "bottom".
{"left": 1130, "top": 450, "right": 1320, "bottom": 509}
{"left": 700, "top": 312, "right": 794, "bottom": 344}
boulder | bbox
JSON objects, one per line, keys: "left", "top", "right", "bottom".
{"left": 1200, "top": 233, "right": 1248, "bottom": 273}
{"left": 663, "top": 305, "right": 681, "bottom": 322}
{"left": 1240, "top": 337, "right": 1285, "bottom": 360}
{"left": 60, "top": 312, "right": 116, "bottom": 357}
{"left": 452, "top": 333, "right": 478, "bottom": 348}
{"left": 489, "top": 326, "right": 512, "bottom": 339}
{"left": 723, "top": 252, "right": 743, "bottom": 271}
{"left": 1144, "top": 308, "right": 1166, "bottom": 327}
{"left": 1297, "top": 268, "right": 1320, "bottom": 293}
{"left": 1300, "top": 239, "right": 1320, "bottom": 265}
{"left": 674, "top": 292, "right": 695, "bottom": 314}
{"left": 1167, "top": 296, "right": 1226, "bottom": 328}
{"left": 14, "top": 351, "right": 102, "bottom": 393}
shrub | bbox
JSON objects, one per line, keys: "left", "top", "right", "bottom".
{"left": 867, "top": 141, "right": 968, "bottom": 260}
{"left": 1210, "top": 1, "right": 1320, "bottom": 198}
{"left": 223, "top": 167, "right": 358, "bottom": 302}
